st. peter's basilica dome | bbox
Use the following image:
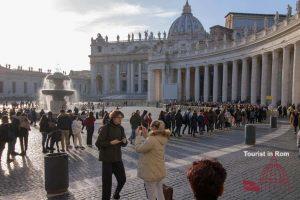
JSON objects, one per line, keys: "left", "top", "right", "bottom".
{"left": 168, "top": 1, "right": 207, "bottom": 41}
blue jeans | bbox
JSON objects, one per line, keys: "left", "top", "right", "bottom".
{"left": 129, "top": 129, "right": 136, "bottom": 141}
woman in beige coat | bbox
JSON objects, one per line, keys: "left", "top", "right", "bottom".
{"left": 135, "top": 120, "right": 170, "bottom": 200}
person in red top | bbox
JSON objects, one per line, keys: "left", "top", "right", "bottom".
{"left": 84, "top": 112, "right": 96, "bottom": 147}
{"left": 144, "top": 112, "right": 152, "bottom": 130}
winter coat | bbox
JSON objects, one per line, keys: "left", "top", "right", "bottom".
{"left": 175, "top": 112, "right": 183, "bottom": 127}
{"left": 72, "top": 120, "right": 82, "bottom": 135}
{"left": 144, "top": 115, "right": 152, "bottom": 128}
{"left": 39, "top": 117, "right": 49, "bottom": 133}
{"left": 19, "top": 116, "right": 31, "bottom": 131}
{"left": 57, "top": 113, "right": 71, "bottom": 130}
{"left": 0, "top": 123, "right": 14, "bottom": 142}
{"left": 190, "top": 114, "right": 198, "bottom": 127}
{"left": 95, "top": 121, "right": 127, "bottom": 162}
{"left": 135, "top": 129, "right": 170, "bottom": 182}
{"left": 84, "top": 117, "right": 96, "bottom": 129}
{"left": 130, "top": 113, "right": 142, "bottom": 129}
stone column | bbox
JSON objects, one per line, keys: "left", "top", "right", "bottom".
{"left": 147, "top": 69, "right": 155, "bottom": 102}
{"left": 130, "top": 62, "right": 135, "bottom": 94}
{"left": 103, "top": 64, "right": 109, "bottom": 95}
{"left": 222, "top": 62, "right": 228, "bottom": 102}
{"left": 251, "top": 56, "right": 259, "bottom": 104}
{"left": 185, "top": 67, "right": 190, "bottom": 100}
{"left": 177, "top": 68, "right": 182, "bottom": 101}
{"left": 126, "top": 62, "right": 130, "bottom": 93}
{"left": 231, "top": 60, "right": 238, "bottom": 102}
{"left": 241, "top": 58, "right": 249, "bottom": 101}
{"left": 281, "top": 46, "right": 291, "bottom": 106}
{"left": 213, "top": 63, "right": 219, "bottom": 102}
{"left": 161, "top": 69, "right": 166, "bottom": 100}
{"left": 204, "top": 65, "right": 210, "bottom": 102}
{"left": 115, "top": 63, "right": 120, "bottom": 93}
{"left": 90, "top": 63, "right": 97, "bottom": 97}
{"left": 261, "top": 53, "right": 269, "bottom": 105}
{"left": 138, "top": 62, "right": 142, "bottom": 94}
{"left": 271, "top": 50, "right": 279, "bottom": 106}
{"left": 292, "top": 41, "right": 300, "bottom": 106}
{"left": 195, "top": 66, "right": 200, "bottom": 101}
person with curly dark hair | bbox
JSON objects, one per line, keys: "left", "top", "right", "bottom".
{"left": 187, "top": 159, "right": 227, "bottom": 200}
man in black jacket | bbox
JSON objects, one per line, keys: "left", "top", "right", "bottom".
{"left": 57, "top": 109, "right": 71, "bottom": 152}
{"left": 129, "top": 110, "right": 141, "bottom": 144}
{"left": 95, "top": 110, "right": 127, "bottom": 200}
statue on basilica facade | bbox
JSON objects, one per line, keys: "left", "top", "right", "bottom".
{"left": 105, "top": 35, "right": 108, "bottom": 42}
{"left": 131, "top": 33, "right": 134, "bottom": 41}
{"left": 128, "top": 34, "right": 131, "bottom": 42}
{"left": 144, "top": 30, "right": 148, "bottom": 40}
{"left": 138, "top": 32, "right": 142, "bottom": 41}
{"left": 158, "top": 31, "right": 161, "bottom": 40}
{"left": 117, "top": 35, "right": 120, "bottom": 42}
{"left": 163, "top": 31, "right": 167, "bottom": 40}
{"left": 264, "top": 17, "right": 269, "bottom": 29}
{"left": 274, "top": 11, "right": 279, "bottom": 25}
{"left": 149, "top": 32, "right": 154, "bottom": 40}
{"left": 287, "top": 4, "right": 292, "bottom": 19}
{"left": 253, "top": 22, "right": 257, "bottom": 34}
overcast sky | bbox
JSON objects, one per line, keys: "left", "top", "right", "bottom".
{"left": 0, "top": 0, "right": 296, "bottom": 72}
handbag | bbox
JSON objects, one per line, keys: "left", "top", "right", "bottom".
{"left": 163, "top": 184, "right": 173, "bottom": 200}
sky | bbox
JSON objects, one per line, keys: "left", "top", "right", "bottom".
{"left": 0, "top": 0, "right": 296, "bottom": 72}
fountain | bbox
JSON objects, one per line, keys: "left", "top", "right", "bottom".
{"left": 41, "top": 72, "right": 75, "bottom": 113}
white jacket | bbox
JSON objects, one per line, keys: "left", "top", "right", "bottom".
{"left": 72, "top": 120, "right": 82, "bottom": 135}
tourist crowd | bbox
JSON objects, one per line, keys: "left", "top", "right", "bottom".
{"left": 0, "top": 101, "right": 300, "bottom": 200}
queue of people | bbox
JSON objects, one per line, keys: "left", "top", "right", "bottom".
{"left": 1, "top": 101, "right": 299, "bottom": 200}
{"left": 96, "top": 109, "right": 227, "bottom": 200}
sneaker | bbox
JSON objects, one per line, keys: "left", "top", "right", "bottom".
{"left": 42, "top": 149, "right": 49, "bottom": 153}
{"left": 80, "top": 146, "right": 85, "bottom": 150}
{"left": 113, "top": 193, "right": 120, "bottom": 200}
{"left": 11, "top": 151, "right": 19, "bottom": 156}
{"left": 20, "top": 151, "right": 26, "bottom": 156}
{"left": 75, "top": 146, "right": 79, "bottom": 150}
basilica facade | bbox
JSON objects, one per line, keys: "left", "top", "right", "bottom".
{"left": 90, "top": 0, "right": 300, "bottom": 107}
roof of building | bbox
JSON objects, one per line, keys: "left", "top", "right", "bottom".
{"left": 0, "top": 65, "right": 46, "bottom": 76}
{"left": 225, "top": 12, "right": 287, "bottom": 18}
{"left": 69, "top": 70, "right": 91, "bottom": 79}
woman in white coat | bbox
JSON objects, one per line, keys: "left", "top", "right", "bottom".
{"left": 72, "top": 116, "right": 85, "bottom": 150}
{"left": 135, "top": 120, "right": 170, "bottom": 200}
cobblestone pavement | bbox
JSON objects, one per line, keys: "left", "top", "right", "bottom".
{"left": 0, "top": 106, "right": 299, "bottom": 200}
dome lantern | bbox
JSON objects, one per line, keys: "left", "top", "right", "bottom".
{"left": 183, "top": 0, "right": 192, "bottom": 14}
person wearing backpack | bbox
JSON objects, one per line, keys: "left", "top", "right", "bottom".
{"left": 95, "top": 110, "right": 128, "bottom": 200}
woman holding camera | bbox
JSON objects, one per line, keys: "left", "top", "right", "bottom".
{"left": 135, "top": 120, "right": 170, "bottom": 200}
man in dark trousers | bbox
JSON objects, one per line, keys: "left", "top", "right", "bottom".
{"left": 95, "top": 110, "right": 128, "bottom": 200}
